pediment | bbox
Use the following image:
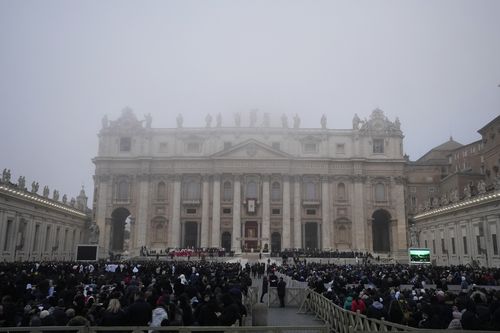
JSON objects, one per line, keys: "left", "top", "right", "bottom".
{"left": 211, "top": 139, "right": 292, "bottom": 159}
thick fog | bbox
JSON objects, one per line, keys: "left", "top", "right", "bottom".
{"left": 1, "top": 0, "right": 499, "bottom": 203}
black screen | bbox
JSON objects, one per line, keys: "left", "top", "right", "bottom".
{"left": 76, "top": 245, "right": 98, "bottom": 261}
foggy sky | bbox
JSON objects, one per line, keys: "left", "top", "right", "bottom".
{"left": 1, "top": 0, "right": 499, "bottom": 203}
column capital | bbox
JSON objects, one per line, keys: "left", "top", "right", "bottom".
{"left": 293, "top": 174, "right": 302, "bottom": 182}
{"left": 321, "top": 175, "right": 331, "bottom": 183}
{"left": 351, "top": 175, "right": 366, "bottom": 183}
{"left": 172, "top": 174, "right": 182, "bottom": 182}
{"left": 262, "top": 174, "right": 271, "bottom": 182}
{"left": 282, "top": 174, "right": 290, "bottom": 182}
{"left": 233, "top": 174, "right": 242, "bottom": 182}
{"left": 202, "top": 174, "right": 210, "bottom": 182}
{"left": 213, "top": 174, "right": 221, "bottom": 182}
{"left": 136, "top": 174, "right": 150, "bottom": 182}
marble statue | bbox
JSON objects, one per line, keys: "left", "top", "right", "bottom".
{"left": 31, "top": 181, "right": 39, "bottom": 194}
{"left": 424, "top": 199, "right": 430, "bottom": 211}
{"left": 62, "top": 194, "right": 67, "bottom": 204}
{"left": 216, "top": 113, "right": 222, "bottom": 127}
{"left": 352, "top": 114, "right": 361, "bottom": 130}
{"left": 89, "top": 223, "right": 100, "bottom": 244}
{"left": 18, "top": 176, "right": 26, "bottom": 190}
{"left": 394, "top": 117, "right": 401, "bottom": 130}
{"left": 321, "top": 114, "right": 327, "bottom": 129}
{"left": 144, "top": 113, "right": 152, "bottom": 128}
{"left": 70, "top": 198, "right": 76, "bottom": 207}
{"left": 53, "top": 190, "right": 59, "bottom": 201}
{"left": 432, "top": 197, "right": 439, "bottom": 208}
{"left": 249, "top": 109, "right": 257, "bottom": 127}
{"left": 176, "top": 114, "right": 183, "bottom": 128}
{"left": 477, "top": 180, "right": 486, "bottom": 194}
{"left": 205, "top": 114, "right": 212, "bottom": 128}
{"left": 450, "top": 189, "right": 459, "bottom": 203}
{"left": 262, "top": 112, "right": 270, "bottom": 127}
{"left": 293, "top": 114, "right": 300, "bottom": 129}
{"left": 102, "top": 115, "right": 109, "bottom": 128}
{"left": 43, "top": 186, "right": 50, "bottom": 197}
{"left": 2, "top": 169, "right": 11, "bottom": 183}
{"left": 234, "top": 112, "right": 241, "bottom": 127}
{"left": 464, "top": 184, "right": 471, "bottom": 199}
{"left": 281, "top": 114, "right": 288, "bottom": 128}
{"left": 440, "top": 193, "right": 448, "bottom": 206}
{"left": 409, "top": 224, "right": 419, "bottom": 247}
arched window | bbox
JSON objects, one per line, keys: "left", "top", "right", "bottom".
{"left": 223, "top": 181, "right": 232, "bottom": 201}
{"left": 157, "top": 182, "right": 166, "bottom": 201}
{"left": 337, "top": 183, "right": 346, "bottom": 200}
{"left": 117, "top": 180, "right": 129, "bottom": 201}
{"left": 271, "top": 182, "right": 281, "bottom": 201}
{"left": 246, "top": 181, "right": 257, "bottom": 198}
{"left": 375, "top": 183, "right": 385, "bottom": 202}
{"left": 305, "top": 182, "right": 317, "bottom": 201}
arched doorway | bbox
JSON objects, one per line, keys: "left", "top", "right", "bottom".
{"left": 111, "top": 208, "right": 131, "bottom": 251}
{"left": 304, "top": 222, "right": 319, "bottom": 249}
{"left": 372, "top": 209, "right": 391, "bottom": 252}
{"left": 221, "top": 232, "right": 231, "bottom": 252}
{"left": 271, "top": 232, "right": 281, "bottom": 253}
{"left": 183, "top": 221, "right": 198, "bottom": 248}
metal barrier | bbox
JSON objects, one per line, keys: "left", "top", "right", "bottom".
{"left": 0, "top": 326, "right": 328, "bottom": 333}
{"left": 300, "top": 289, "right": 421, "bottom": 333}
{"left": 268, "top": 287, "right": 307, "bottom": 307}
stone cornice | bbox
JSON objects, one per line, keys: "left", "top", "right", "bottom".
{"left": 0, "top": 185, "right": 88, "bottom": 218}
{"left": 414, "top": 190, "right": 500, "bottom": 221}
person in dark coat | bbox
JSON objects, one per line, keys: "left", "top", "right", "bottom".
{"left": 126, "top": 291, "right": 152, "bottom": 326}
{"left": 100, "top": 298, "right": 126, "bottom": 326}
{"left": 366, "top": 298, "right": 387, "bottom": 320}
{"left": 260, "top": 276, "right": 268, "bottom": 303}
{"left": 277, "top": 277, "right": 286, "bottom": 308}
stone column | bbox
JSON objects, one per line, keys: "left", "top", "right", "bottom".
{"left": 200, "top": 175, "right": 210, "bottom": 248}
{"left": 321, "top": 175, "right": 331, "bottom": 249}
{"left": 393, "top": 178, "right": 407, "bottom": 255}
{"left": 262, "top": 175, "right": 270, "bottom": 250}
{"left": 211, "top": 174, "right": 221, "bottom": 248}
{"left": 352, "top": 175, "right": 366, "bottom": 251}
{"left": 136, "top": 175, "right": 150, "bottom": 254}
{"left": 170, "top": 175, "right": 182, "bottom": 248}
{"left": 95, "top": 175, "right": 109, "bottom": 257}
{"left": 293, "top": 175, "right": 302, "bottom": 248}
{"left": 282, "top": 175, "right": 291, "bottom": 249}
{"left": 0, "top": 210, "right": 6, "bottom": 252}
{"left": 232, "top": 175, "right": 241, "bottom": 253}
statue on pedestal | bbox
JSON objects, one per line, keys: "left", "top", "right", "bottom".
{"left": 477, "top": 180, "right": 486, "bottom": 194}
{"left": 432, "top": 197, "right": 439, "bottom": 208}
{"left": 2, "top": 169, "right": 11, "bottom": 183}
{"left": 144, "top": 113, "right": 152, "bottom": 128}
{"left": 293, "top": 114, "right": 300, "bottom": 129}
{"left": 464, "top": 184, "right": 471, "bottom": 199}
{"left": 450, "top": 189, "right": 459, "bottom": 203}
{"left": 205, "top": 114, "right": 213, "bottom": 128}
{"left": 409, "top": 223, "right": 419, "bottom": 247}
{"left": 281, "top": 114, "right": 288, "bottom": 128}
{"left": 352, "top": 114, "right": 361, "bottom": 130}
{"left": 89, "top": 223, "right": 100, "bottom": 244}
{"left": 31, "top": 181, "right": 39, "bottom": 194}
{"left": 53, "top": 190, "right": 59, "bottom": 201}
{"left": 18, "top": 176, "right": 26, "bottom": 190}
{"left": 394, "top": 117, "right": 401, "bottom": 130}
{"left": 62, "top": 194, "right": 67, "bottom": 204}
{"left": 176, "top": 114, "right": 183, "bottom": 128}
{"left": 70, "top": 198, "right": 76, "bottom": 207}
{"left": 43, "top": 186, "right": 50, "bottom": 197}
{"left": 216, "top": 113, "right": 222, "bottom": 127}
{"left": 440, "top": 193, "right": 448, "bottom": 206}
{"left": 321, "top": 114, "right": 327, "bottom": 129}
{"left": 102, "top": 115, "right": 109, "bottom": 129}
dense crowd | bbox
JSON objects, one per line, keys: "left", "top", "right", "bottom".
{"left": 140, "top": 247, "right": 231, "bottom": 258}
{"left": 277, "top": 262, "right": 500, "bottom": 330}
{"left": 278, "top": 249, "right": 373, "bottom": 259}
{"left": 0, "top": 261, "right": 251, "bottom": 329}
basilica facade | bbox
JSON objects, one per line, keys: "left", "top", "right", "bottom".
{"left": 92, "top": 108, "right": 407, "bottom": 259}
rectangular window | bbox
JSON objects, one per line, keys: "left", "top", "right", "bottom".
{"left": 187, "top": 142, "right": 201, "bottom": 153}
{"left": 272, "top": 208, "right": 281, "bottom": 215}
{"left": 441, "top": 238, "right": 445, "bottom": 253}
{"left": 186, "top": 208, "right": 197, "bottom": 214}
{"left": 3, "top": 220, "right": 13, "bottom": 251}
{"left": 476, "top": 235, "right": 482, "bottom": 254}
{"left": 424, "top": 239, "right": 428, "bottom": 248}
{"left": 451, "top": 237, "right": 456, "bottom": 254}
{"left": 306, "top": 209, "right": 316, "bottom": 215}
{"left": 222, "top": 208, "right": 231, "bottom": 214}
{"left": 224, "top": 142, "right": 232, "bottom": 150}
{"left": 272, "top": 142, "right": 280, "bottom": 150}
{"left": 336, "top": 143, "right": 345, "bottom": 154}
{"left": 120, "top": 137, "right": 131, "bottom": 152}
{"left": 45, "top": 226, "right": 51, "bottom": 252}
{"left": 33, "top": 224, "right": 40, "bottom": 252}
{"left": 373, "top": 139, "right": 384, "bottom": 153}
{"left": 463, "top": 236, "right": 468, "bottom": 255}
{"left": 432, "top": 239, "right": 436, "bottom": 254}
{"left": 493, "top": 234, "right": 498, "bottom": 255}
{"left": 304, "top": 143, "right": 317, "bottom": 153}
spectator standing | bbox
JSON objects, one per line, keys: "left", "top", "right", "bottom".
{"left": 277, "top": 277, "right": 286, "bottom": 308}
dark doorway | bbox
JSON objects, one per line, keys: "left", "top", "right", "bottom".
{"left": 244, "top": 221, "right": 258, "bottom": 250}
{"left": 221, "top": 232, "right": 231, "bottom": 252}
{"left": 271, "top": 232, "right": 281, "bottom": 253}
{"left": 111, "top": 208, "right": 131, "bottom": 251}
{"left": 184, "top": 222, "right": 198, "bottom": 248}
{"left": 304, "top": 222, "right": 319, "bottom": 249}
{"left": 372, "top": 209, "right": 391, "bottom": 252}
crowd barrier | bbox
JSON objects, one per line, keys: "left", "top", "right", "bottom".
{"left": 0, "top": 326, "right": 328, "bottom": 333}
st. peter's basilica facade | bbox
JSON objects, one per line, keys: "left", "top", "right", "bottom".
{"left": 92, "top": 108, "right": 407, "bottom": 259}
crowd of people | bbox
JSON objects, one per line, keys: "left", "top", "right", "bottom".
{"left": 277, "top": 262, "right": 500, "bottom": 330}
{"left": 278, "top": 249, "right": 373, "bottom": 259}
{"left": 0, "top": 261, "right": 251, "bottom": 329}
{"left": 140, "top": 247, "right": 231, "bottom": 258}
